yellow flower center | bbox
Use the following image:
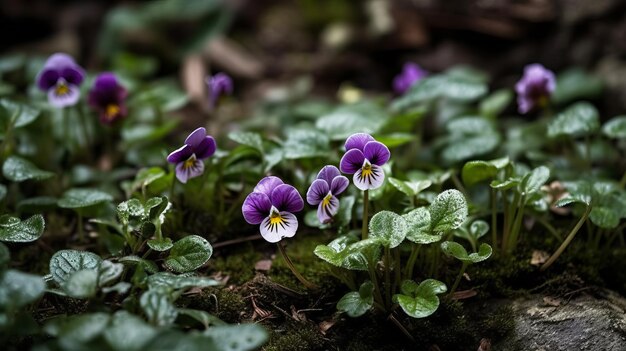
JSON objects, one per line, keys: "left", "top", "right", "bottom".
{"left": 269, "top": 212, "right": 285, "bottom": 225}
{"left": 361, "top": 163, "right": 373, "bottom": 177}
{"left": 55, "top": 83, "right": 70, "bottom": 96}
{"left": 105, "top": 104, "right": 120, "bottom": 120}
{"left": 322, "top": 193, "right": 332, "bottom": 207}
{"left": 183, "top": 155, "right": 197, "bottom": 169}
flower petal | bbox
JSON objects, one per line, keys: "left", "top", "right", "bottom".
{"left": 242, "top": 192, "right": 271, "bottom": 225}
{"left": 363, "top": 141, "right": 390, "bottom": 166}
{"left": 260, "top": 212, "right": 298, "bottom": 243}
{"left": 339, "top": 149, "right": 365, "bottom": 174}
{"left": 254, "top": 176, "right": 284, "bottom": 196}
{"left": 345, "top": 133, "right": 375, "bottom": 151}
{"left": 194, "top": 136, "right": 217, "bottom": 159}
{"left": 167, "top": 144, "right": 193, "bottom": 164}
{"left": 184, "top": 127, "right": 208, "bottom": 148}
{"left": 306, "top": 179, "right": 329, "bottom": 205}
{"left": 271, "top": 184, "right": 304, "bottom": 213}
{"left": 61, "top": 66, "right": 85, "bottom": 86}
{"left": 330, "top": 175, "right": 349, "bottom": 195}
{"left": 353, "top": 164, "right": 385, "bottom": 190}
{"left": 316, "top": 165, "right": 341, "bottom": 184}
{"left": 317, "top": 195, "right": 339, "bottom": 224}
{"left": 36, "top": 70, "right": 59, "bottom": 91}
{"left": 47, "top": 84, "right": 80, "bottom": 108}
{"left": 174, "top": 159, "right": 204, "bottom": 184}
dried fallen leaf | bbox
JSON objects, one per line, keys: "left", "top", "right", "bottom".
{"left": 319, "top": 319, "right": 336, "bottom": 335}
{"left": 452, "top": 289, "right": 477, "bottom": 300}
{"left": 290, "top": 305, "right": 307, "bottom": 322}
{"left": 543, "top": 296, "right": 561, "bottom": 307}
{"left": 477, "top": 338, "right": 491, "bottom": 351}
{"left": 250, "top": 296, "right": 273, "bottom": 321}
{"left": 530, "top": 250, "right": 550, "bottom": 266}
{"left": 255, "top": 259, "right": 272, "bottom": 272}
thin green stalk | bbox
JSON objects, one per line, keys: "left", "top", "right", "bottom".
{"left": 450, "top": 172, "right": 468, "bottom": 197}
{"left": 367, "top": 258, "right": 385, "bottom": 309}
{"left": 404, "top": 244, "right": 420, "bottom": 279}
{"left": 620, "top": 171, "right": 626, "bottom": 188}
{"left": 362, "top": 190, "right": 369, "bottom": 240}
{"left": 77, "top": 213, "right": 85, "bottom": 242}
{"left": 541, "top": 205, "right": 592, "bottom": 271}
{"left": 507, "top": 198, "right": 525, "bottom": 253}
{"left": 76, "top": 105, "right": 91, "bottom": 148}
{"left": 448, "top": 262, "right": 469, "bottom": 298}
{"left": 277, "top": 242, "right": 318, "bottom": 290}
{"left": 535, "top": 216, "right": 562, "bottom": 241}
{"left": 502, "top": 190, "right": 509, "bottom": 252}
{"left": 393, "top": 248, "right": 401, "bottom": 294}
{"left": 491, "top": 188, "right": 498, "bottom": 250}
{"left": 383, "top": 247, "right": 391, "bottom": 308}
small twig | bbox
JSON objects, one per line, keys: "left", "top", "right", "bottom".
{"left": 388, "top": 313, "right": 415, "bottom": 342}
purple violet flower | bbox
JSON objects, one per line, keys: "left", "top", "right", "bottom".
{"left": 306, "top": 166, "right": 349, "bottom": 224}
{"left": 87, "top": 72, "right": 128, "bottom": 125}
{"left": 339, "top": 133, "right": 390, "bottom": 191}
{"left": 515, "top": 63, "right": 556, "bottom": 114}
{"left": 393, "top": 62, "right": 427, "bottom": 95}
{"left": 205, "top": 72, "right": 233, "bottom": 108}
{"left": 242, "top": 176, "right": 304, "bottom": 243}
{"left": 166, "top": 127, "right": 217, "bottom": 184}
{"left": 36, "top": 53, "right": 86, "bottom": 108}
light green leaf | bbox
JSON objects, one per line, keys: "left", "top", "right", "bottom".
{"left": 49, "top": 250, "right": 102, "bottom": 285}
{"left": 479, "top": 89, "right": 512, "bottom": 117}
{"left": 228, "top": 131, "right": 264, "bottom": 153}
{"left": 393, "top": 279, "right": 447, "bottom": 319}
{"left": 205, "top": 324, "right": 269, "bottom": 351}
{"left": 461, "top": 158, "right": 509, "bottom": 187}
{"left": 140, "top": 289, "right": 178, "bottom": 327}
{"left": 99, "top": 260, "right": 124, "bottom": 286}
{"left": 2, "top": 156, "right": 54, "bottom": 182}
{"left": 117, "top": 198, "right": 145, "bottom": 223}
{"left": 520, "top": 166, "right": 550, "bottom": 195}
{"left": 282, "top": 128, "right": 330, "bottom": 159}
{"left": 103, "top": 311, "right": 157, "bottom": 351}
{"left": 178, "top": 308, "right": 226, "bottom": 328}
{"left": 429, "top": 190, "right": 468, "bottom": 234}
{"left": 58, "top": 188, "right": 113, "bottom": 209}
{"left": 490, "top": 178, "right": 520, "bottom": 190}
{"left": 440, "top": 241, "right": 469, "bottom": 261}
{"left": 441, "top": 133, "right": 500, "bottom": 164}
{"left": 316, "top": 102, "right": 387, "bottom": 140}
{"left": 0, "top": 269, "right": 45, "bottom": 308}
{"left": 602, "top": 116, "right": 626, "bottom": 139}
{"left": 548, "top": 102, "right": 600, "bottom": 138}
{"left": 0, "top": 214, "right": 45, "bottom": 242}
{"left": 403, "top": 207, "right": 439, "bottom": 244}
{"left": 552, "top": 68, "right": 603, "bottom": 105}
{"left": 119, "top": 255, "right": 158, "bottom": 274}
{"left": 164, "top": 235, "right": 213, "bottom": 273}
{"left": 469, "top": 220, "right": 489, "bottom": 239}
{"left": 468, "top": 243, "right": 493, "bottom": 263}
{"left": 0, "top": 99, "right": 41, "bottom": 128}
{"left": 147, "top": 238, "right": 174, "bottom": 252}
{"left": 337, "top": 281, "right": 374, "bottom": 317}
{"left": 369, "top": 211, "right": 408, "bottom": 248}
{"left": 63, "top": 269, "right": 99, "bottom": 298}
{"left": 147, "top": 272, "right": 221, "bottom": 290}
{"left": 43, "top": 313, "right": 110, "bottom": 346}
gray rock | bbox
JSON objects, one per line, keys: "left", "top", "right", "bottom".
{"left": 494, "top": 290, "right": 626, "bottom": 351}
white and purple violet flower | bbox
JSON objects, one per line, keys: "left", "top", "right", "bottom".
{"left": 87, "top": 72, "right": 128, "bottom": 125}
{"left": 242, "top": 176, "right": 304, "bottom": 243}
{"left": 36, "top": 53, "right": 86, "bottom": 108}
{"left": 515, "top": 63, "right": 556, "bottom": 114}
{"left": 167, "top": 127, "right": 217, "bottom": 184}
{"left": 339, "top": 133, "right": 390, "bottom": 191}
{"left": 306, "top": 166, "right": 349, "bottom": 224}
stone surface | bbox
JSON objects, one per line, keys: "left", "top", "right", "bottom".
{"left": 495, "top": 290, "right": 626, "bottom": 351}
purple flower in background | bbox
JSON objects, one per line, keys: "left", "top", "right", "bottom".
{"left": 340, "top": 133, "right": 390, "bottom": 191}
{"left": 242, "top": 176, "right": 304, "bottom": 243}
{"left": 167, "top": 127, "right": 217, "bottom": 183}
{"left": 205, "top": 72, "right": 233, "bottom": 108}
{"left": 515, "top": 64, "right": 556, "bottom": 114}
{"left": 36, "top": 53, "right": 85, "bottom": 108}
{"left": 88, "top": 72, "right": 128, "bottom": 125}
{"left": 393, "top": 63, "right": 427, "bottom": 95}
{"left": 307, "top": 166, "right": 349, "bottom": 224}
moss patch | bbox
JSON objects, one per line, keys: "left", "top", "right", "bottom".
{"left": 263, "top": 321, "right": 327, "bottom": 351}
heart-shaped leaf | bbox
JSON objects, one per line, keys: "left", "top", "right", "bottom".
{"left": 441, "top": 241, "right": 492, "bottom": 263}
{"left": 429, "top": 190, "right": 468, "bottom": 234}
{"left": 140, "top": 289, "right": 178, "bottom": 327}
{"left": 393, "top": 279, "right": 447, "bottom": 319}
{"left": 403, "top": 207, "right": 440, "bottom": 244}
{"left": 117, "top": 198, "right": 145, "bottom": 223}
{"left": 519, "top": 166, "right": 550, "bottom": 195}
{"left": 164, "top": 235, "right": 213, "bottom": 273}
{"left": 369, "top": 211, "right": 408, "bottom": 248}
{"left": 314, "top": 237, "right": 380, "bottom": 271}
{"left": 0, "top": 214, "right": 44, "bottom": 242}
{"left": 548, "top": 102, "right": 599, "bottom": 138}
{"left": 58, "top": 188, "right": 113, "bottom": 209}
{"left": 2, "top": 156, "right": 54, "bottom": 182}
{"left": 469, "top": 220, "right": 489, "bottom": 240}
{"left": 0, "top": 269, "right": 45, "bottom": 308}
{"left": 147, "top": 238, "right": 174, "bottom": 252}
{"left": 337, "top": 281, "right": 374, "bottom": 317}
{"left": 49, "top": 250, "right": 102, "bottom": 285}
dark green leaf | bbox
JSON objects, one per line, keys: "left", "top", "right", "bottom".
{"left": 164, "top": 235, "right": 213, "bottom": 273}
{"left": 369, "top": 211, "right": 408, "bottom": 248}
{"left": 49, "top": 250, "right": 102, "bottom": 285}
{"left": 548, "top": 102, "right": 600, "bottom": 138}
{"left": 2, "top": 156, "right": 54, "bottom": 182}
{"left": 393, "top": 279, "right": 447, "bottom": 319}
{"left": 58, "top": 188, "right": 113, "bottom": 209}
{"left": 337, "top": 281, "right": 374, "bottom": 317}
{"left": 429, "top": 190, "right": 468, "bottom": 234}
{"left": 0, "top": 214, "right": 44, "bottom": 242}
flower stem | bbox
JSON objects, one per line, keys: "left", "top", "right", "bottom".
{"left": 367, "top": 257, "right": 385, "bottom": 310}
{"left": 448, "top": 261, "right": 468, "bottom": 298}
{"left": 362, "top": 190, "right": 369, "bottom": 240}
{"left": 77, "top": 213, "right": 85, "bottom": 242}
{"left": 541, "top": 205, "right": 592, "bottom": 271}
{"left": 491, "top": 188, "right": 497, "bottom": 251}
{"left": 276, "top": 242, "right": 318, "bottom": 290}
{"left": 383, "top": 247, "right": 391, "bottom": 308}
{"left": 404, "top": 244, "right": 420, "bottom": 279}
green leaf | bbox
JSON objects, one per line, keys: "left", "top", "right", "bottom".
{"left": 602, "top": 116, "right": 626, "bottom": 139}
{"left": 99, "top": 260, "right": 124, "bottom": 286}
{"left": 469, "top": 220, "right": 489, "bottom": 240}
{"left": 2, "top": 156, "right": 54, "bottom": 182}
{"left": 389, "top": 178, "right": 432, "bottom": 197}
{"left": 228, "top": 131, "right": 264, "bottom": 153}
{"left": 177, "top": 308, "right": 226, "bottom": 328}
{"left": 0, "top": 214, "right": 45, "bottom": 242}
{"left": 147, "top": 272, "right": 221, "bottom": 290}
{"left": 119, "top": 255, "right": 158, "bottom": 274}
{"left": 337, "top": 281, "right": 374, "bottom": 317}
{"left": 58, "top": 188, "right": 114, "bottom": 209}
{"left": 43, "top": 313, "right": 111, "bottom": 347}
{"left": 393, "top": 279, "right": 447, "bottom": 319}
{"left": 164, "top": 235, "right": 213, "bottom": 273}
{"left": 441, "top": 241, "right": 492, "bottom": 263}
{"left": 145, "top": 196, "right": 169, "bottom": 222}
{"left": 314, "top": 236, "right": 380, "bottom": 271}
{"left": 552, "top": 68, "right": 603, "bottom": 105}
{"left": 548, "top": 102, "right": 600, "bottom": 138}
{"left": 204, "top": 324, "right": 269, "bottom": 351}
{"left": 0, "top": 270, "right": 45, "bottom": 308}
{"left": 520, "top": 166, "right": 550, "bottom": 195}
{"left": 140, "top": 289, "right": 178, "bottom": 327}
{"left": 403, "top": 207, "right": 439, "bottom": 244}
{"left": 49, "top": 250, "right": 102, "bottom": 286}
{"left": 147, "top": 238, "right": 174, "bottom": 252}
{"left": 369, "top": 211, "right": 408, "bottom": 248}
{"left": 441, "top": 133, "right": 500, "bottom": 164}
{"left": 490, "top": 178, "right": 520, "bottom": 190}
{"left": 63, "top": 269, "right": 99, "bottom": 298}
{"left": 468, "top": 243, "right": 493, "bottom": 263}
{"left": 375, "top": 133, "right": 415, "bottom": 148}
{"left": 335, "top": 195, "right": 356, "bottom": 227}
{"left": 429, "top": 190, "right": 468, "bottom": 234}
{"left": 282, "top": 128, "right": 329, "bottom": 159}
{"left": 103, "top": 311, "right": 157, "bottom": 351}
{"left": 117, "top": 198, "right": 145, "bottom": 223}
{"left": 461, "top": 157, "right": 509, "bottom": 187}
{"left": 17, "top": 196, "right": 58, "bottom": 213}
{"left": 0, "top": 99, "right": 41, "bottom": 128}
{"left": 316, "top": 102, "right": 387, "bottom": 141}
{"left": 479, "top": 89, "right": 512, "bottom": 117}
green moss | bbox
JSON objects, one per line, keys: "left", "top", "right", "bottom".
{"left": 177, "top": 287, "right": 247, "bottom": 323}
{"left": 208, "top": 243, "right": 262, "bottom": 285}
{"left": 263, "top": 321, "right": 327, "bottom": 351}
